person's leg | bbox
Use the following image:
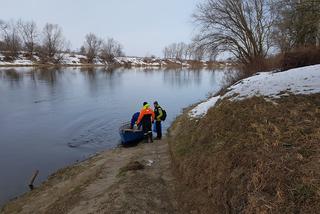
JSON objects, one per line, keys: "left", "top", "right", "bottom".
{"left": 156, "top": 121, "right": 162, "bottom": 139}
{"left": 158, "top": 121, "right": 162, "bottom": 139}
{"left": 149, "top": 131, "right": 153, "bottom": 143}
{"left": 146, "top": 122, "right": 152, "bottom": 143}
{"left": 142, "top": 124, "right": 149, "bottom": 143}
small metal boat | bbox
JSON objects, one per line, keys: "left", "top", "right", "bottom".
{"left": 119, "top": 122, "right": 144, "bottom": 145}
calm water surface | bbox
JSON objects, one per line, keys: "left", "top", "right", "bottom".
{"left": 0, "top": 67, "right": 228, "bottom": 205}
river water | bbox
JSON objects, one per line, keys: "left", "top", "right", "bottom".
{"left": 0, "top": 66, "right": 228, "bottom": 205}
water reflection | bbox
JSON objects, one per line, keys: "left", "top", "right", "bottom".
{"left": 0, "top": 67, "right": 225, "bottom": 91}
{"left": 2, "top": 69, "right": 24, "bottom": 81}
{"left": 163, "top": 68, "right": 202, "bottom": 87}
{"left": 0, "top": 67, "right": 126, "bottom": 92}
{"left": 34, "top": 68, "right": 63, "bottom": 86}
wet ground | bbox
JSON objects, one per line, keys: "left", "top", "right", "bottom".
{"left": 1, "top": 140, "right": 179, "bottom": 213}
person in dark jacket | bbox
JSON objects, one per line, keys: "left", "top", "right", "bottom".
{"left": 153, "top": 101, "right": 163, "bottom": 140}
{"left": 130, "top": 112, "right": 140, "bottom": 129}
{"left": 136, "top": 102, "right": 155, "bottom": 143}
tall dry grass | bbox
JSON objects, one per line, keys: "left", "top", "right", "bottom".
{"left": 168, "top": 94, "right": 320, "bottom": 213}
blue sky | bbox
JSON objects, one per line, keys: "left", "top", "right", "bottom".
{"left": 0, "top": 0, "right": 201, "bottom": 57}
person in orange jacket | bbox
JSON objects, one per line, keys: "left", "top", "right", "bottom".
{"left": 136, "top": 102, "right": 155, "bottom": 143}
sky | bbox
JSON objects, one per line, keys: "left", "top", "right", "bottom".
{"left": 0, "top": 0, "right": 201, "bottom": 57}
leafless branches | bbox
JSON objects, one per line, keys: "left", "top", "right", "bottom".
{"left": 163, "top": 42, "right": 208, "bottom": 61}
{"left": 0, "top": 19, "right": 126, "bottom": 64}
{"left": 0, "top": 20, "right": 21, "bottom": 58}
{"left": 83, "top": 34, "right": 124, "bottom": 63}
{"left": 100, "top": 38, "right": 124, "bottom": 63}
{"left": 272, "top": 0, "right": 320, "bottom": 51}
{"left": 40, "top": 23, "right": 66, "bottom": 62}
{"left": 193, "top": 0, "right": 274, "bottom": 64}
{"left": 17, "top": 20, "right": 38, "bottom": 57}
{"left": 84, "top": 33, "right": 103, "bottom": 63}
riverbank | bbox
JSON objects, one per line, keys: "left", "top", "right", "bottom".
{"left": 1, "top": 140, "right": 179, "bottom": 213}
{"left": 168, "top": 64, "right": 320, "bottom": 213}
{"left": 0, "top": 53, "right": 227, "bottom": 68}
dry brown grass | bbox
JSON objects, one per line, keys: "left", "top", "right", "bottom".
{"left": 187, "top": 60, "right": 204, "bottom": 68}
{"left": 281, "top": 46, "right": 320, "bottom": 71}
{"left": 163, "top": 59, "right": 183, "bottom": 68}
{"left": 242, "top": 46, "right": 320, "bottom": 75}
{"left": 168, "top": 94, "right": 320, "bottom": 213}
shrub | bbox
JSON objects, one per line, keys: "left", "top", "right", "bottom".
{"left": 281, "top": 46, "right": 320, "bottom": 71}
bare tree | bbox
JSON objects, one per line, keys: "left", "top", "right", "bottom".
{"left": 0, "top": 20, "right": 21, "bottom": 58}
{"left": 185, "top": 44, "right": 195, "bottom": 60}
{"left": 192, "top": 44, "right": 206, "bottom": 61}
{"left": 163, "top": 43, "right": 185, "bottom": 60}
{"left": 273, "top": 0, "right": 320, "bottom": 51}
{"left": 41, "top": 23, "right": 65, "bottom": 63}
{"left": 164, "top": 42, "right": 205, "bottom": 60}
{"left": 193, "top": 0, "right": 275, "bottom": 64}
{"left": 17, "top": 20, "right": 38, "bottom": 57}
{"left": 100, "top": 38, "right": 124, "bottom": 62}
{"left": 175, "top": 42, "right": 187, "bottom": 60}
{"left": 79, "top": 45, "right": 86, "bottom": 55}
{"left": 84, "top": 33, "right": 103, "bottom": 63}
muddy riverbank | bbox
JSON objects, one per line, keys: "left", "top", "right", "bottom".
{"left": 1, "top": 140, "right": 179, "bottom": 213}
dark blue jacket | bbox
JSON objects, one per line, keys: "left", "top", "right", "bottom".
{"left": 130, "top": 112, "right": 140, "bottom": 128}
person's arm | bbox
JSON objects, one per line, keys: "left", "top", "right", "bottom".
{"left": 151, "top": 110, "right": 155, "bottom": 122}
{"left": 136, "top": 110, "right": 144, "bottom": 125}
{"left": 130, "top": 116, "right": 135, "bottom": 128}
{"left": 157, "top": 108, "right": 163, "bottom": 121}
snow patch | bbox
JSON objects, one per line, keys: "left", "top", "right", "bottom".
{"left": 189, "top": 64, "right": 320, "bottom": 118}
{"left": 189, "top": 96, "right": 221, "bottom": 117}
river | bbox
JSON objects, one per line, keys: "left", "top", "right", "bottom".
{"left": 0, "top": 66, "right": 228, "bottom": 206}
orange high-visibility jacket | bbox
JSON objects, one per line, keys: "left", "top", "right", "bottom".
{"left": 136, "top": 106, "right": 155, "bottom": 125}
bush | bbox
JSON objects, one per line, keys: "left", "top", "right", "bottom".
{"left": 281, "top": 46, "right": 320, "bottom": 71}
{"left": 241, "top": 46, "right": 320, "bottom": 76}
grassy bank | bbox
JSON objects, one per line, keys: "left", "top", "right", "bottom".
{"left": 168, "top": 94, "right": 320, "bottom": 213}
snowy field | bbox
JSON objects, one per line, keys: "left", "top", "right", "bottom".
{"left": 190, "top": 64, "right": 320, "bottom": 118}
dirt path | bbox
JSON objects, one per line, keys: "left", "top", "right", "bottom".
{"left": 1, "top": 141, "right": 179, "bottom": 214}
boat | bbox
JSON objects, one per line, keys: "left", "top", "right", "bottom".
{"left": 119, "top": 122, "right": 145, "bottom": 145}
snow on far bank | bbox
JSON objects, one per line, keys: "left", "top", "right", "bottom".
{"left": 0, "top": 52, "right": 227, "bottom": 67}
{"left": 0, "top": 53, "right": 34, "bottom": 65}
{"left": 60, "top": 53, "right": 86, "bottom": 65}
{"left": 189, "top": 64, "right": 320, "bottom": 118}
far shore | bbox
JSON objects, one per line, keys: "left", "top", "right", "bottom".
{"left": 0, "top": 63, "right": 228, "bottom": 69}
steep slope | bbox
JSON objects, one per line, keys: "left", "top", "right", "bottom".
{"left": 168, "top": 65, "right": 320, "bottom": 213}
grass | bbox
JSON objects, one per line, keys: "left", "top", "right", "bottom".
{"left": 168, "top": 94, "right": 320, "bottom": 213}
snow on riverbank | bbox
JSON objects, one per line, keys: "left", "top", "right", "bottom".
{"left": 189, "top": 64, "right": 320, "bottom": 118}
{"left": 0, "top": 53, "right": 105, "bottom": 66}
{"left": 0, "top": 53, "right": 223, "bottom": 67}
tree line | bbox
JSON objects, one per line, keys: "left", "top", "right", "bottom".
{"left": 162, "top": 42, "right": 216, "bottom": 61}
{"left": 0, "top": 19, "right": 124, "bottom": 63}
{"left": 180, "top": 0, "right": 320, "bottom": 65}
